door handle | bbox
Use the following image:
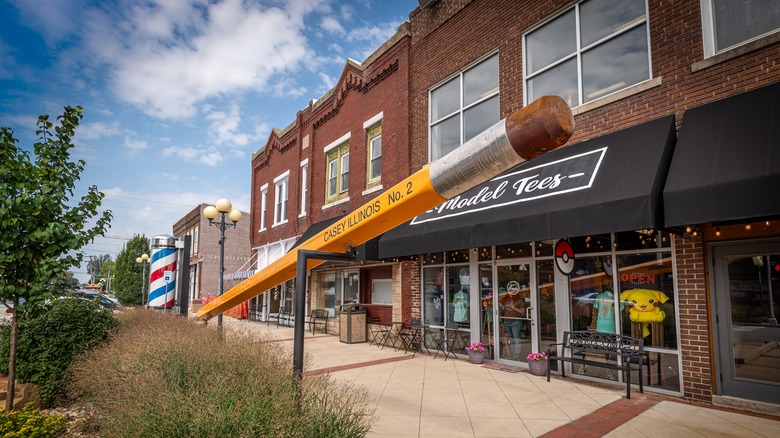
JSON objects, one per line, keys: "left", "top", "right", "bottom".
{"left": 526, "top": 306, "right": 533, "bottom": 321}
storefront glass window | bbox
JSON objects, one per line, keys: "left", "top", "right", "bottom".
{"left": 478, "top": 246, "right": 492, "bottom": 261}
{"left": 618, "top": 251, "right": 676, "bottom": 350}
{"left": 479, "top": 263, "right": 494, "bottom": 356}
{"left": 570, "top": 234, "right": 612, "bottom": 254}
{"left": 447, "top": 249, "right": 470, "bottom": 264}
{"left": 495, "top": 242, "right": 532, "bottom": 260}
{"left": 283, "top": 279, "right": 295, "bottom": 314}
{"left": 569, "top": 255, "right": 616, "bottom": 333}
{"left": 322, "top": 272, "right": 336, "bottom": 317}
{"left": 535, "top": 241, "right": 554, "bottom": 257}
{"left": 614, "top": 230, "right": 671, "bottom": 251}
{"left": 423, "top": 267, "right": 445, "bottom": 326}
{"left": 448, "top": 266, "right": 471, "bottom": 328}
{"left": 423, "top": 252, "right": 444, "bottom": 265}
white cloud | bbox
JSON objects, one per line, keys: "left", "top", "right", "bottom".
{"left": 76, "top": 0, "right": 327, "bottom": 120}
{"left": 77, "top": 121, "right": 122, "bottom": 140}
{"left": 320, "top": 16, "right": 345, "bottom": 35}
{"left": 123, "top": 136, "right": 150, "bottom": 153}
{"left": 205, "top": 103, "right": 250, "bottom": 147}
{"left": 163, "top": 145, "right": 201, "bottom": 161}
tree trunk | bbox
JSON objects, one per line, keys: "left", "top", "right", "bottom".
{"left": 4, "top": 305, "right": 17, "bottom": 412}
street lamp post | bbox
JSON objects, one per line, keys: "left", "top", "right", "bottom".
{"left": 203, "top": 198, "right": 242, "bottom": 331}
{"left": 136, "top": 253, "right": 150, "bottom": 307}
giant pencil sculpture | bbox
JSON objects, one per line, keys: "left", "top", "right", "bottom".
{"left": 197, "top": 96, "right": 574, "bottom": 321}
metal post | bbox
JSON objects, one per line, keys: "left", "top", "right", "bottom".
{"left": 294, "top": 249, "right": 356, "bottom": 380}
{"left": 142, "top": 262, "right": 148, "bottom": 307}
{"left": 217, "top": 212, "right": 226, "bottom": 331}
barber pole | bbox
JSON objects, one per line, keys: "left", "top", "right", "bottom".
{"left": 148, "top": 235, "right": 177, "bottom": 308}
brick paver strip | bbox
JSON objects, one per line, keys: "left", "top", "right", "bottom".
{"left": 304, "top": 355, "right": 415, "bottom": 376}
{"left": 541, "top": 393, "right": 663, "bottom": 438}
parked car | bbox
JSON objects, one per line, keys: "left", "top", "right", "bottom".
{"left": 70, "top": 289, "right": 122, "bottom": 309}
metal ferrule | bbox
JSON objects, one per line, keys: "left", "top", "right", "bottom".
{"left": 430, "top": 119, "right": 520, "bottom": 200}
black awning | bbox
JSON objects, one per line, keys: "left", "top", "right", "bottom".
{"left": 379, "top": 115, "right": 676, "bottom": 258}
{"left": 663, "top": 82, "right": 780, "bottom": 227}
{"left": 290, "top": 215, "right": 380, "bottom": 261}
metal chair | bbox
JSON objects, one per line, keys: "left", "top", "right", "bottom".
{"left": 399, "top": 319, "right": 428, "bottom": 357}
{"left": 368, "top": 317, "right": 389, "bottom": 347}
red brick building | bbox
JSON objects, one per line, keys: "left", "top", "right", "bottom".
{"left": 237, "top": 0, "right": 779, "bottom": 412}
{"left": 248, "top": 24, "right": 413, "bottom": 329}
{"left": 370, "top": 0, "right": 778, "bottom": 412}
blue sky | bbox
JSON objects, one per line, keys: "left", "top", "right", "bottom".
{"left": 0, "top": 0, "right": 418, "bottom": 283}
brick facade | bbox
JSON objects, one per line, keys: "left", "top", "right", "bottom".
{"left": 407, "top": 0, "right": 780, "bottom": 406}
{"left": 250, "top": 24, "right": 411, "bottom": 250}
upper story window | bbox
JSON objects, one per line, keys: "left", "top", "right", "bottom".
{"left": 299, "top": 159, "right": 308, "bottom": 217}
{"left": 192, "top": 227, "right": 198, "bottom": 255}
{"left": 364, "top": 112, "right": 383, "bottom": 188}
{"left": 324, "top": 133, "right": 351, "bottom": 204}
{"left": 524, "top": 0, "right": 650, "bottom": 107}
{"left": 273, "top": 171, "right": 289, "bottom": 226}
{"left": 702, "top": 0, "right": 780, "bottom": 57}
{"left": 429, "top": 53, "right": 499, "bottom": 162}
{"left": 259, "top": 183, "right": 268, "bottom": 232}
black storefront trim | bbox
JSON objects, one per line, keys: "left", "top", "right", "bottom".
{"left": 663, "top": 82, "right": 780, "bottom": 227}
{"left": 379, "top": 115, "right": 677, "bottom": 258}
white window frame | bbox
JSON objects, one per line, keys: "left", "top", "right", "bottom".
{"left": 523, "top": 0, "right": 652, "bottom": 108}
{"left": 323, "top": 133, "right": 351, "bottom": 204}
{"left": 428, "top": 52, "right": 499, "bottom": 163}
{"left": 700, "top": 0, "right": 780, "bottom": 58}
{"left": 259, "top": 183, "right": 268, "bottom": 232}
{"left": 364, "top": 112, "right": 383, "bottom": 187}
{"left": 273, "top": 171, "right": 289, "bottom": 227}
{"left": 193, "top": 227, "right": 198, "bottom": 255}
{"left": 299, "top": 159, "right": 308, "bottom": 218}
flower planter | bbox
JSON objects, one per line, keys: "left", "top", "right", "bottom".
{"left": 527, "top": 359, "right": 548, "bottom": 376}
{"left": 467, "top": 350, "right": 485, "bottom": 364}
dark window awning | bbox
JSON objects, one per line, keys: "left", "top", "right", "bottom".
{"left": 379, "top": 115, "right": 676, "bottom": 258}
{"left": 663, "top": 82, "right": 780, "bottom": 227}
{"left": 290, "top": 215, "right": 380, "bottom": 261}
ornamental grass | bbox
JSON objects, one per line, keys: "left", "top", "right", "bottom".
{"left": 68, "top": 309, "right": 373, "bottom": 438}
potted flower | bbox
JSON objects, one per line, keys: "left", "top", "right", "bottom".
{"left": 465, "top": 342, "right": 486, "bottom": 364}
{"left": 526, "top": 352, "right": 548, "bottom": 376}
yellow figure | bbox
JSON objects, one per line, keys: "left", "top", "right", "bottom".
{"left": 619, "top": 289, "right": 670, "bottom": 337}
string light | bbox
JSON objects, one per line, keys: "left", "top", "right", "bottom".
{"left": 745, "top": 224, "right": 752, "bottom": 231}
{"left": 715, "top": 227, "right": 721, "bottom": 237}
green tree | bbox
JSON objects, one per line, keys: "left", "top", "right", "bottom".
{"left": 113, "top": 235, "right": 150, "bottom": 306}
{"left": 86, "top": 254, "right": 112, "bottom": 285}
{"left": 0, "top": 106, "right": 111, "bottom": 411}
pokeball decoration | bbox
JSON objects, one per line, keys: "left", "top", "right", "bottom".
{"left": 555, "top": 239, "right": 575, "bottom": 275}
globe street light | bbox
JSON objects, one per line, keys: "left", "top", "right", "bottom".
{"left": 135, "top": 253, "right": 150, "bottom": 307}
{"left": 203, "top": 198, "right": 242, "bottom": 331}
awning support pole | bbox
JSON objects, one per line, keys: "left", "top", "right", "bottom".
{"left": 294, "top": 248, "right": 357, "bottom": 381}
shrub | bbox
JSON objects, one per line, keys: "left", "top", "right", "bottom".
{"left": 69, "top": 310, "right": 373, "bottom": 437}
{"left": 0, "top": 297, "right": 117, "bottom": 407}
{"left": 0, "top": 403, "right": 67, "bottom": 438}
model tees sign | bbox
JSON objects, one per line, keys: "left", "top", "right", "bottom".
{"left": 196, "top": 96, "right": 575, "bottom": 321}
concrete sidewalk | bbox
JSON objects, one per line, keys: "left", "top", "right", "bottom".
{"left": 222, "top": 317, "right": 780, "bottom": 437}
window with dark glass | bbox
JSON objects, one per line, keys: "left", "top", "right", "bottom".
{"left": 524, "top": 0, "right": 650, "bottom": 107}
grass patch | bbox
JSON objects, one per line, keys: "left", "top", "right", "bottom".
{"left": 68, "top": 310, "right": 373, "bottom": 437}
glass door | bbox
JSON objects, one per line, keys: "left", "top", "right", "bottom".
{"left": 495, "top": 262, "right": 536, "bottom": 364}
{"left": 712, "top": 240, "right": 780, "bottom": 405}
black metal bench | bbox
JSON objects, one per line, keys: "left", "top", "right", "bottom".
{"left": 309, "top": 309, "right": 329, "bottom": 334}
{"left": 546, "top": 331, "right": 644, "bottom": 399}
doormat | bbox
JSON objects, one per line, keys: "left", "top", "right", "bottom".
{"left": 482, "top": 363, "right": 522, "bottom": 373}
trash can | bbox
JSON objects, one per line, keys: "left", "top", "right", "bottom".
{"left": 339, "top": 303, "right": 367, "bottom": 343}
